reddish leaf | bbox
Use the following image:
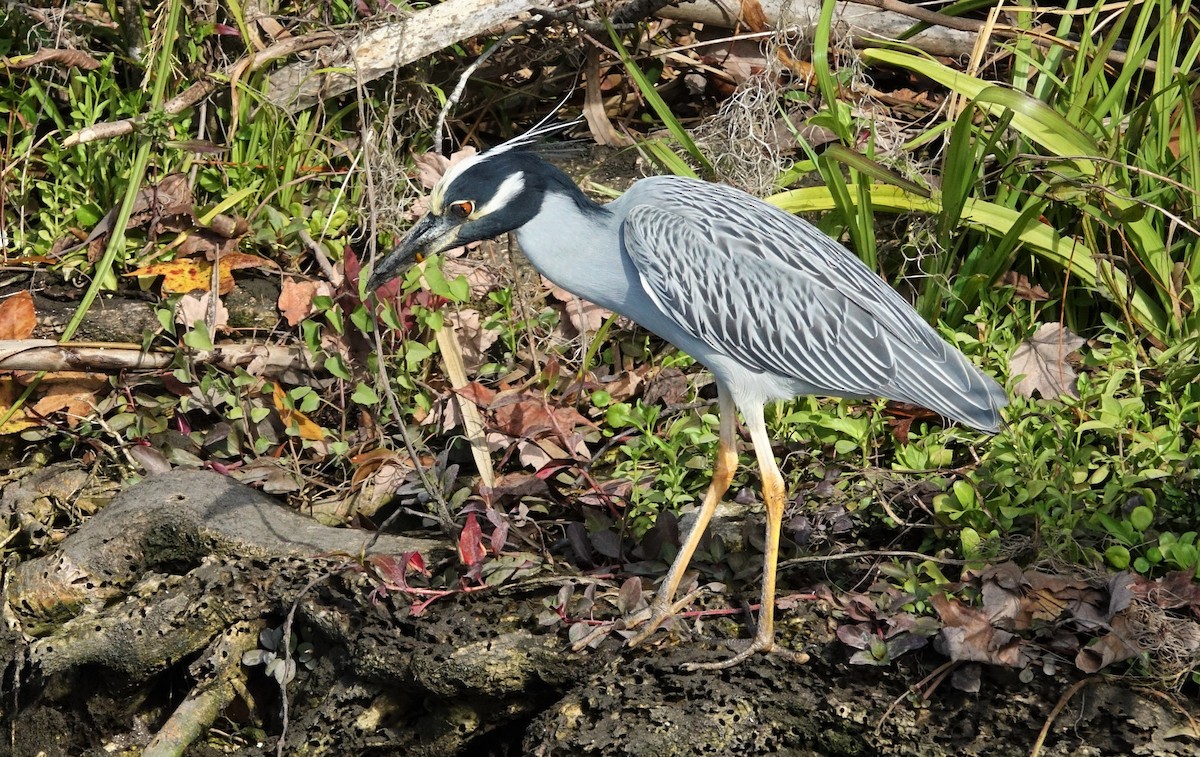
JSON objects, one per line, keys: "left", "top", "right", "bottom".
{"left": 368, "top": 551, "right": 428, "bottom": 591}
{"left": 457, "top": 513, "right": 486, "bottom": 569}
{"left": 279, "top": 277, "right": 322, "bottom": 326}
{"left": 485, "top": 507, "right": 510, "bottom": 556}
{"left": 617, "top": 577, "right": 643, "bottom": 615}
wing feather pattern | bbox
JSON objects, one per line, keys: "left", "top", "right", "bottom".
{"left": 620, "top": 179, "right": 1006, "bottom": 431}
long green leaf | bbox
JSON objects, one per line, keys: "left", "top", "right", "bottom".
{"left": 605, "top": 21, "right": 712, "bottom": 174}
{"left": 861, "top": 50, "right": 1101, "bottom": 166}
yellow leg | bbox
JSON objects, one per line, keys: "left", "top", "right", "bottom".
{"left": 686, "top": 404, "right": 806, "bottom": 670}
{"left": 627, "top": 388, "right": 738, "bottom": 647}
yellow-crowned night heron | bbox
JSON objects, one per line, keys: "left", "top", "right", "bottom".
{"left": 368, "top": 130, "right": 1008, "bottom": 668}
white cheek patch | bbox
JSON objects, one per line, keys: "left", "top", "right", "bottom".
{"left": 474, "top": 172, "right": 525, "bottom": 219}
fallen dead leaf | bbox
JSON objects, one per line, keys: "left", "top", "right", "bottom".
{"left": 278, "top": 277, "right": 333, "bottom": 327}
{"left": 128, "top": 258, "right": 214, "bottom": 294}
{"left": 271, "top": 383, "right": 326, "bottom": 441}
{"left": 442, "top": 257, "right": 499, "bottom": 298}
{"left": 547, "top": 279, "right": 610, "bottom": 337}
{"left": 0, "top": 291, "right": 36, "bottom": 340}
{"left": 999, "top": 271, "right": 1051, "bottom": 302}
{"left": 175, "top": 292, "right": 229, "bottom": 332}
{"left": 446, "top": 308, "right": 498, "bottom": 372}
{"left": 0, "top": 378, "right": 37, "bottom": 434}
{"left": 30, "top": 372, "right": 109, "bottom": 427}
{"left": 1009, "top": 322, "right": 1086, "bottom": 398}
{"left": 7, "top": 48, "right": 101, "bottom": 70}
{"left": 931, "top": 593, "right": 1029, "bottom": 668}
{"left": 643, "top": 366, "right": 691, "bottom": 407}
{"left": 1075, "top": 615, "right": 1142, "bottom": 673}
{"left": 414, "top": 147, "right": 477, "bottom": 190}
{"left": 128, "top": 253, "right": 275, "bottom": 295}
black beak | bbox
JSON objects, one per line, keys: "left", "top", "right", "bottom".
{"left": 366, "top": 213, "right": 459, "bottom": 291}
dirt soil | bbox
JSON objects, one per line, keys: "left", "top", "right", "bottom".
{"left": 1, "top": 469, "right": 1196, "bottom": 757}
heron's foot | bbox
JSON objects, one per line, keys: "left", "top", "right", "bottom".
{"left": 682, "top": 635, "right": 809, "bottom": 671}
{"left": 624, "top": 589, "right": 704, "bottom": 648}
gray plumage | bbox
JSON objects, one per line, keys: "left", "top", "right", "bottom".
{"left": 619, "top": 177, "right": 1006, "bottom": 431}
{"left": 369, "top": 136, "right": 1008, "bottom": 665}
{"left": 503, "top": 167, "right": 1006, "bottom": 433}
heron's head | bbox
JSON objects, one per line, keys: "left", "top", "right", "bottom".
{"left": 366, "top": 146, "right": 560, "bottom": 291}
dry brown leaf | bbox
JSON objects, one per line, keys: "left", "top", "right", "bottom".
{"left": 602, "top": 369, "right": 645, "bottom": 403}
{"left": 413, "top": 147, "right": 477, "bottom": 190}
{"left": 0, "top": 378, "right": 36, "bottom": 434}
{"left": 1075, "top": 615, "right": 1142, "bottom": 673}
{"left": 1009, "top": 322, "right": 1086, "bottom": 399}
{"left": 931, "top": 594, "right": 1028, "bottom": 668}
{"left": 446, "top": 309, "right": 498, "bottom": 372}
{"left": 31, "top": 372, "right": 108, "bottom": 427}
{"left": 740, "top": 0, "right": 769, "bottom": 31}
{"left": 131, "top": 174, "right": 195, "bottom": 234}
{"left": 278, "top": 277, "right": 331, "bottom": 327}
{"left": 584, "top": 44, "right": 634, "bottom": 148}
{"left": 999, "top": 271, "right": 1051, "bottom": 302}
{"left": 0, "top": 291, "right": 36, "bottom": 340}
{"left": 491, "top": 394, "right": 593, "bottom": 440}
{"left": 643, "top": 366, "right": 690, "bottom": 407}
{"left": 271, "top": 383, "right": 326, "bottom": 441}
{"left": 175, "top": 292, "right": 229, "bottom": 332}
{"left": 7, "top": 48, "right": 101, "bottom": 70}
{"left": 546, "top": 279, "right": 610, "bottom": 336}
{"left": 441, "top": 258, "right": 498, "bottom": 298}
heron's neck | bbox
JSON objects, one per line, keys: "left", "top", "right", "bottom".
{"left": 514, "top": 190, "right": 642, "bottom": 314}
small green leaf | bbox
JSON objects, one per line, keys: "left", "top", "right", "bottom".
{"left": 351, "top": 382, "right": 380, "bottom": 406}
{"left": 325, "top": 355, "right": 351, "bottom": 380}
{"left": 952, "top": 480, "right": 977, "bottom": 508}
{"left": 448, "top": 275, "right": 470, "bottom": 302}
{"left": 1105, "top": 545, "right": 1131, "bottom": 570}
{"left": 960, "top": 527, "right": 981, "bottom": 556}
{"left": 1129, "top": 505, "right": 1154, "bottom": 532}
{"left": 183, "top": 321, "right": 213, "bottom": 350}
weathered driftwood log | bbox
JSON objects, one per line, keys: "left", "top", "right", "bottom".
{"left": 7, "top": 469, "right": 446, "bottom": 675}
{"left": 264, "top": 0, "right": 987, "bottom": 112}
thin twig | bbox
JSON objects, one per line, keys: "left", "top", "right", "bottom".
{"left": 780, "top": 549, "right": 969, "bottom": 570}
{"left": 62, "top": 31, "right": 341, "bottom": 147}
{"left": 434, "top": 24, "right": 527, "bottom": 155}
{"left": 876, "top": 659, "right": 958, "bottom": 734}
{"left": 1030, "top": 676, "right": 1100, "bottom": 757}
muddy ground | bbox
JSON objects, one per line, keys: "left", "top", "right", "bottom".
{"left": 1, "top": 468, "right": 1196, "bottom": 756}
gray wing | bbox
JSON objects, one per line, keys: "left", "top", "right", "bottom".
{"left": 621, "top": 186, "right": 1006, "bottom": 430}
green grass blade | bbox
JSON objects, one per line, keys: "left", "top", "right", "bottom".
{"left": 605, "top": 21, "right": 712, "bottom": 174}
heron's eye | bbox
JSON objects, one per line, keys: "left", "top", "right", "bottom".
{"left": 449, "top": 200, "right": 474, "bottom": 219}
